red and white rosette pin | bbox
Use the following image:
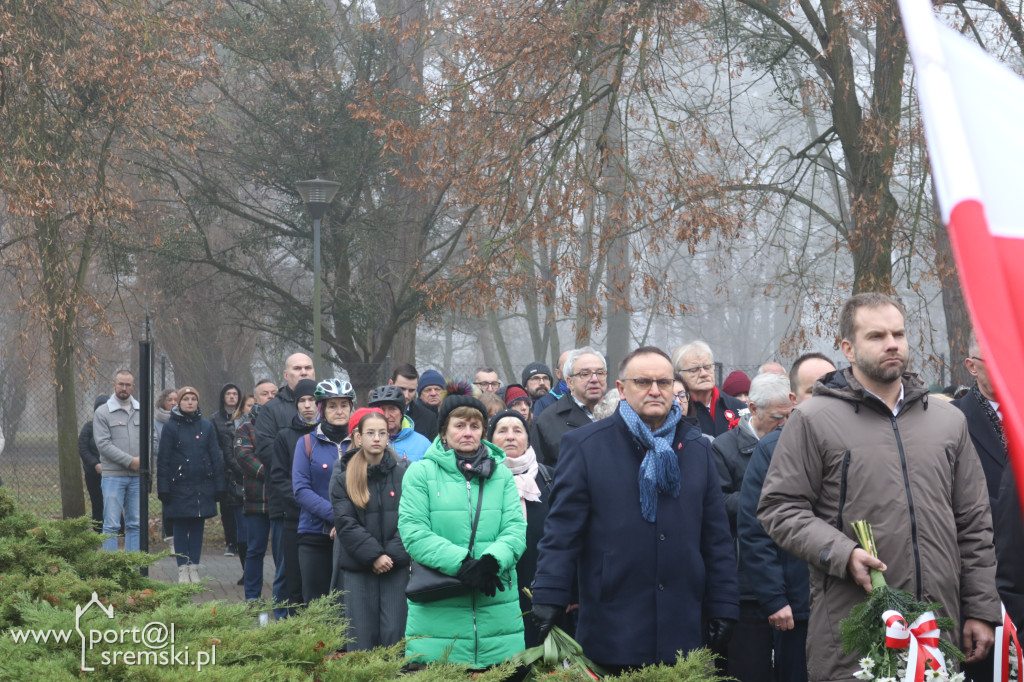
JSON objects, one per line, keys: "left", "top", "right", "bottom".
{"left": 881, "top": 610, "right": 947, "bottom": 682}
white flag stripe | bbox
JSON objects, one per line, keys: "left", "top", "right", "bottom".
{"left": 900, "top": 0, "right": 1024, "bottom": 237}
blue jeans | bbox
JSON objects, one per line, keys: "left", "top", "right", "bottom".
{"left": 244, "top": 513, "right": 270, "bottom": 601}
{"left": 270, "top": 518, "right": 287, "bottom": 618}
{"left": 101, "top": 476, "right": 140, "bottom": 552}
{"left": 172, "top": 518, "right": 205, "bottom": 566}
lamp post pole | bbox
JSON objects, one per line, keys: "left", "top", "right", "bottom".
{"left": 296, "top": 178, "right": 341, "bottom": 378}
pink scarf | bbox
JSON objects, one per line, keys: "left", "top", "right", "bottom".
{"left": 504, "top": 446, "right": 542, "bottom": 520}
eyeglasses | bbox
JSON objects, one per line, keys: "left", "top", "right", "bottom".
{"left": 473, "top": 381, "right": 501, "bottom": 389}
{"left": 622, "top": 377, "right": 674, "bottom": 391}
{"left": 571, "top": 369, "right": 607, "bottom": 380}
{"left": 680, "top": 363, "right": 714, "bottom": 375}
{"left": 968, "top": 356, "right": 985, "bottom": 363}
{"left": 674, "top": 392, "right": 689, "bottom": 402}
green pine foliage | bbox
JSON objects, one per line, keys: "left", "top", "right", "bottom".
{"left": 0, "top": 488, "right": 727, "bottom": 680}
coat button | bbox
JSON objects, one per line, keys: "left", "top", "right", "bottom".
{"left": 659, "top": 533, "right": 666, "bottom": 541}
{"left": 658, "top": 583, "right": 665, "bottom": 591}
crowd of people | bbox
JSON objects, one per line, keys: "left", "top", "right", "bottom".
{"left": 77, "top": 291, "right": 1024, "bottom": 681}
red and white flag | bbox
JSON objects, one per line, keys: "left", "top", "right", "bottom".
{"left": 899, "top": 0, "right": 1024, "bottom": 509}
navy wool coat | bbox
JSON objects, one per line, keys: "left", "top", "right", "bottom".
{"left": 157, "top": 408, "right": 226, "bottom": 519}
{"left": 531, "top": 408, "right": 739, "bottom": 667}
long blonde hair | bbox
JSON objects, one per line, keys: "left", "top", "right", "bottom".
{"left": 346, "top": 412, "right": 391, "bottom": 509}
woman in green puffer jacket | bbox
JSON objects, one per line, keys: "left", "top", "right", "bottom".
{"left": 398, "top": 391, "right": 527, "bottom": 669}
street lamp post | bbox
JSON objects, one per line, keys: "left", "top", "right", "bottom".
{"left": 296, "top": 178, "right": 341, "bottom": 378}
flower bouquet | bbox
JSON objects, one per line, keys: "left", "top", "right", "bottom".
{"left": 513, "top": 589, "right": 606, "bottom": 679}
{"left": 840, "top": 521, "right": 964, "bottom": 682}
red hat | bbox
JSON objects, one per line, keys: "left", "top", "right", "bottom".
{"left": 348, "top": 407, "right": 385, "bottom": 436}
{"left": 722, "top": 371, "right": 751, "bottom": 397}
{"left": 504, "top": 384, "right": 530, "bottom": 407}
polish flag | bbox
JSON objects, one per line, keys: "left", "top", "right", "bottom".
{"left": 898, "top": 0, "right": 1024, "bottom": 510}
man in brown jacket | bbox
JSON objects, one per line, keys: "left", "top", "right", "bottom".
{"left": 758, "top": 292, "right": 1000, "bottom": 682}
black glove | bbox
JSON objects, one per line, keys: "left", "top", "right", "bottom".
{"left": 158, "top": 493, "right": 171, "bottom": 504}
{"left": 705, "top": 617, "right": 736, "bottom": 658}
{"left": 456, "top": 554, "right": 505, "bottom": 597}
{"left": 532, "top": 603, "right": 563, "bottom": 642}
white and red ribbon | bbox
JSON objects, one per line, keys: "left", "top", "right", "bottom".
{"left": 994, "top": 603, "right": 1022, "bottom": 682}
{"left": 881, "top": 609, "right": 947, "bottom": 682}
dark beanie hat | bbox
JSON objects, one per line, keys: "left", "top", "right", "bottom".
{"left": 94, "top": 394, "right": 109, "bottom": 411}
{"left": 722, "top": 371, "right": 751, "bottom": 397}
{"left": 521, "top": 361, "right": 553, "bottom": 386}
{"left": 417, "top": 369, "right": 445, "bottom": 395}
{"left": 437, "top": 394, "right": 488, "bottom": 435}
{"left": 487, "top": 409, "right": 530, "bottom": 442}
{"left": 504, "top": 384, "right": 530, "bottom": 407}
{"left": 293, "top": 378, "right": 317, "bottom": 401}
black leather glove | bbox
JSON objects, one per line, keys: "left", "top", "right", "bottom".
{"left": 705, "top": 617, "right": 737, "bottom": 658}
{"left": 158, "top": 493, "right": 171, "bottom": 504}
{"left": 532, "top": 603, "right": 563, "bottom": 642}
{"left": 456, "top": 554, "right": 505, "bottom": 597}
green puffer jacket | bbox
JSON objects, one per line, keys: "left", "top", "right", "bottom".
{"left": 398, "top": 438, "right": 527, "bottom": 667}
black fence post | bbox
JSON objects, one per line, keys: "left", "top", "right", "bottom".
{"left": 139, "top": 334, "right": 153, "bottom": 575}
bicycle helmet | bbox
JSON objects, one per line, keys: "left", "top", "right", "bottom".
{"left": 368, "top": 384, "right": 406, "bottom": 409}
{"left": 313, "top": 378, "right": 356, "bottom": 404}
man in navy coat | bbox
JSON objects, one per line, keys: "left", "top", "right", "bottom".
{"left": 531, "top": 346, "right": 739, "bottom": 673}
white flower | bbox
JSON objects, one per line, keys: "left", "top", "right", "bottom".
{"left": 860, "top": 658, "right": 876, "bottom": 670}
{"left": 898, "top": 668, "right": 907, "bottom": 677}
{"left": 949, "top": 673, "right": 965, "bottom": 682}
{"left": 877, "top": 678, "right": 897, "bottom": 682}
{"left": 924, "top": 669, "right": 944, "bottom": 681}
{"left": 852, "top": 671, "right": 874, "bottom": 681}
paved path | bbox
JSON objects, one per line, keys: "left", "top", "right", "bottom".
{"left": 143, "top": 538, "right": 274, "bottom": 604}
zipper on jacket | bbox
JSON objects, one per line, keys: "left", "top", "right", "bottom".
{"left": 466, "top": 479, "right": 479, "bottom": 664}
{"left": 891, "top": 416, "right": 923, "bottom": 600}
{"left": 836, "top": 451, "right": 851, "bottom": 532}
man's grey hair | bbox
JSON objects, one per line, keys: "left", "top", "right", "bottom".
{"left": 671, "top": 341, "right": 713, "bottom": 371}
{"left": 749, "top": 373, "right": 792, "bottom": 410}
{"left": 564, "top": 346, "right": 605, "bottom": 377}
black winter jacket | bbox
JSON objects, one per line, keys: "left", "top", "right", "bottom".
{"left": 254, "top": 384, "right": 297, "bottom": 500}
{"left": 78, "top": 422, "right": 101, "bottom": 475}
{"left": 157, "top": 407, "right": 226, "bottom": 519}
{"left": 330, "top": 449, "right": 410, "bottom": 572}
{"left": 530, "top": 393, "right": 592, "bottom": 466}
{"left": 268, "top": 415, "right": 317, "bottom": 521}
{"left": 736, "top": 428, "right": 809, "bottom": 620}
{"left": 408, "top": 399, "right": 439, "bottom": 443}
{"left": 690, "top": 388, "right": 747, "bottom": 438}
{"left": 210, "top": 383, "right": 243, "bottom": 506}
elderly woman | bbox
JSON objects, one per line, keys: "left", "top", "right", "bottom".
{"left": 398, "top": 393, "right": 527, "bottom": 669}
{"left": 488, "top": 408, "right": 553, "bottom": 648}
{"left": 156, "top": 386, "right": 225, "bottom": 583}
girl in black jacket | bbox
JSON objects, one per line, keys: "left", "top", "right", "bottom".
{"left": 329, "top": 410, "right": 409, "bottom": 650}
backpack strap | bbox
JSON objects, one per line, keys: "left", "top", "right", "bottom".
{"left": 537, "top": 463, "right": 554, "bottom": 488}
{"left": 303, "top": 433, "right": 313, "bottom": 461}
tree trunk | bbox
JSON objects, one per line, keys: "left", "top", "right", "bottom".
{"left": 933, "top": 209, "right": 971, "bottom": 387}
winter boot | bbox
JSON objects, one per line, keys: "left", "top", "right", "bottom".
{"left": 188, "top": 564, "right": 200, "bottom": 583}
{"left": 177, "top": 565, "right": 190, "bottom": 583}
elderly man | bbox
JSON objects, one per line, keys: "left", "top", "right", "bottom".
{"left": 711, "top": 372, "right": 793, "bottom": 682}
{"left": 531, "top": 346, "right": 738, "bottom": 673}
{"left": 758, "top": 293, "right": 1000, "bottom": 681}
{"left": 737, "top": 352, "right": 835, "bottom": 682}
{"left": 531, "top": 347, "right": 607, "bottom": 465}
{"left": 672, "top": 341, "right": 746, "bottom": 437}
